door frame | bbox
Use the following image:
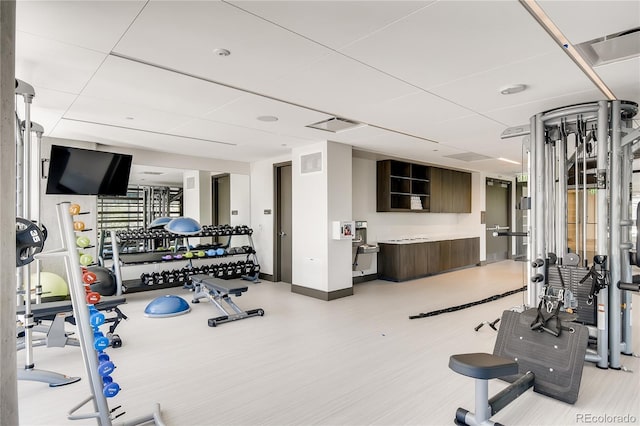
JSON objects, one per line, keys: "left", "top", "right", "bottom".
{"left": 485, "top": 177, "right": 513, "bottom": 262}
{"left": 273, "top": 161, "right": 292, "bottom": 282}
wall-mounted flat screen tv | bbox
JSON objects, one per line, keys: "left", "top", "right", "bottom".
{"left": 45, "top": 145, "right": 133, "bottom": 196}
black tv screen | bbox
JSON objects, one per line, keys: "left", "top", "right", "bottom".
{"left": 45, "top": 145, "right": 133, "bottom": 196}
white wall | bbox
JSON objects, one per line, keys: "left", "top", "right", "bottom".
{"left": 291, "top": 143, "right": 328, "bottom": 291}
{"left": 326, "top": 142, "right": 353, "bottom": 291}
{"left": 229, "top": 173, "right": 251, "bottom": 246}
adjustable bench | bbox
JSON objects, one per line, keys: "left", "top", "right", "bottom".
{"left": 190, "top": 274, "right": 264, "bottom": 327}
{"left": 449, "top": 309, "right": 589, "bottom": 426}
{"left": 17, "top": 297, "right": 127, "bottom": 349}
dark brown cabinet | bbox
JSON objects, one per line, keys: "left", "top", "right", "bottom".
{"left": 377, "top": 160, "right": 430, "bottom": 212}
{"left": 430, "top": 167, "right": 472, "bottom": 213}
{"left": 378, "top": 237, "right": 479, "bottom": 282}
{"left": 377, "top": 160, "right": 471, "bottom": 213}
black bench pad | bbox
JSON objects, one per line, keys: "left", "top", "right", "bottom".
{"left": 17, "top": 297, "right": 126, "bottom": 318}
{"left": 191, "top": 274, "right": 248, "bottom": 294}
{"left": 449, "top": 353, "right": 519, "bottom": 379}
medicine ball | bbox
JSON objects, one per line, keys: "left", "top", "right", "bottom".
{"left": 86, "top": 266, "right": 117, "bottom": 296}
{"left": 32, "top": 272, "right": 69, "bottom": 302}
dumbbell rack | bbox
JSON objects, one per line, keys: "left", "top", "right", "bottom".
{"left": 37, "top": 202, "right": 164, "bottom": 426}
{"left": 108, "top": 225, "right": 260, "bottom": 294}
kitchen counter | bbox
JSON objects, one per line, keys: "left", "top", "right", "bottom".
{"left": 377, "top": 237, "right": 480, "bottom": 282}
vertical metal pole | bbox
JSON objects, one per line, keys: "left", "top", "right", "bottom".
{"left": 595, "top": 101, "right": 609, "bottom": 368}
{"left": 110, "top": 230, "right": 124, "bottom": 296}
{"left": 547, "top": 140, "right": 556, "bottom": 255}
{"left": 609, "top": 101, "right": 622, "bottom": 369}
{"left": 621, "top": 140, "right": 633, "bottom": 354}
{"left": 20, "top": 91, "right": 35, "bottom": 371}
{"left": 557, "top": 135, "right": 568, "bottom": 256}
{"left": 31, "top": 127, "right": 43, "bottom": 303}
{"left": 574, "top": 134, "right": 580, "bottom": 256}
{"left": 57, "top": 202, "right": 112, "bottom": 425}
{"left": 531, "top": 113, "right": 546, "bottom": 307}
{"left": 581, "top": 122, "right": 588, "bottom": 264}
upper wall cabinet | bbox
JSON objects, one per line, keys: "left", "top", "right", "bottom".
{"left": 430, "top": 167, "right": 472, "bottom": 213}
{"left": 376, "top": 160, "right": 471, "bottom": 213}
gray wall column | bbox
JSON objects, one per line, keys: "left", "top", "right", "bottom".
{"left": 0, "top": 1, "right": 19, "bottom": 424}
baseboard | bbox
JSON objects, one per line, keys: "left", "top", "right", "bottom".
{"left": 291, "top": 284, "right": 353, "bottom": 301}
{"left": 352, "top": 273, "right": 378, "bottom": 284}
{"left": 258, "top": 273, "right": 274, "bottom": 282}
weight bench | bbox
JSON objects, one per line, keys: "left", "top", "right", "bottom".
{"left": 17, "top": 297, "right": 127, "bottom": 349}
{"left": 190, "top": 274, "right": 264, "bottom": 327}
{"left": 449, "top": 309, "right": 589, "bottom": 426}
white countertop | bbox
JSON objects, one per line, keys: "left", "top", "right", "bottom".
{"left": 378, "top": 235, "right": 478, "bottom": 244}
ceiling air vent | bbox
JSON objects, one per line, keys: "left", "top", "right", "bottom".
{"left": 575, "top": 27, "right": 640, "bottom": 67}
{"left": 142, "top": 171, "right": 164, "bottom": 175}
{"left": 445, "top": 152, "right": 493, "bottom": 162}
{"left": 306, "top": 117, "right": 365, "bottom": 133}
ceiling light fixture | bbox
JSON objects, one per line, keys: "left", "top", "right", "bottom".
{"left": 500, "top": 84, "right": 527, "bottom": 95}
{"left": 498, "top": 157, "right": 521, "bottom": 165}
{"left": 257, "top": 115, "right": 278, "bottom": 122}
{"left": 519, "top": 0, "right": 616, "bottom": 100}
{"left": 212, "top": 48, "right": 231, "bottom": 57}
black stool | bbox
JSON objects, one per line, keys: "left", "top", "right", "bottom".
{"left": 449, "top": 353, "right": 519, "bottom": 426}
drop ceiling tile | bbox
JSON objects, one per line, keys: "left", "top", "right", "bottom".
{"left": 539, "top": 0, "right": 640, "bottom": 45}
{"left": 229, "top": 1, "right": 434, "bottom": 50}
{"left": 16, "top": 0, "right": 146, "bottom": 53}
{"left": 422, "top": 114, "right": 522, "bottom": 161}
{"left": 113, "top": 1, "right": 332, "bottom": 92}
{"left": 260, "top": 52, "right": 418, "bottom": 119}
{"left": 341, "top": 0, "right": 558, "bottom": 89}
{"left": 169, "top": 118, "right": 318, "bottom": 150}
{"left": 347, "top": 90, "right": 477, "bottom": 137}
{"left": 65, "top": 96, "right": 194, "bottom": 134}
{"left": 429, "top": 51, "right": 594, "bottom": 115}
{"left": 203, "top": 94, "right": 332, "bottom": 139}
{"left": 50, "top": 119, "right": 283, "bottom": 162}
{"left": 484, "top": 88, "right": 608, "bottom": 127}
{"left": 596, "top": 57, "right": 640, "bottom": 106}
{"left": 82, "top": 56, "right": 246, "bottom": 118}
{"left": 16, "top": 32, "right": 106, "bottom": 94}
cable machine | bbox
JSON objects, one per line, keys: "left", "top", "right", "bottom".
{"left": 506, "top": 100, "right": 640, "bottom": 370}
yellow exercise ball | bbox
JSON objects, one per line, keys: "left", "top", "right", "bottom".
{"left": 32, "top": 272, "right": 69, "bottom": 301}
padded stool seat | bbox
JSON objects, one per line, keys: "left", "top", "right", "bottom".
{"left": 449, "top": 353, "right": 518, "bottom": 380}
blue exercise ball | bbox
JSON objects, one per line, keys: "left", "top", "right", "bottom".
{"left": 165, "top": 217, "right": 202, "bottom": 236}
{"left": 149, "top": 216, "right": 172, "bottom": 230}
{"left": 144, "top": 295, "right": 191, "bottom": 318}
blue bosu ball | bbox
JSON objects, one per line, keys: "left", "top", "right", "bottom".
{"left": 165, "top": 217, "right": 202, "bottom": 236}
{"left": 144, "top": 295, "right": 191, "bottom": 318}
{"left": 149, "top": 216, "right": 172, "bottom": 229}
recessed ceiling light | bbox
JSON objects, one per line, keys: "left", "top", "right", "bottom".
{"left": 257, "top": 115, "right": 278, "bottom": 122}
{"left": 499, "top": 84, "right": 527, "bottom": 95}
{"left": 212, "top": 48, "right": 231, "bottom": 57}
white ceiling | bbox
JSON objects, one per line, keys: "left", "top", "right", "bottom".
{"left": 14, "top": 0, "right": 640, "bottom": 183}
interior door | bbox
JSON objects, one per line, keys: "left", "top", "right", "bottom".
{"left": 486, "top": 179, "right": 511, "bottom": 263}
{"left": 276, "top": 164, "right": 292, "bottom": 283}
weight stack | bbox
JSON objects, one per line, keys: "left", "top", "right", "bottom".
{"left": 546, "top": 265, "right": 597, "bottom": 325}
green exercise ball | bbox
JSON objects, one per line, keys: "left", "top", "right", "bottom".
{"left": 32, "top": 272, "right": 69, "bottom": 302}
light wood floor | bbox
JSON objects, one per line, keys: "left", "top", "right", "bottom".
{"left": 17, "top": 261, "right": 640, "bottom": 425}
